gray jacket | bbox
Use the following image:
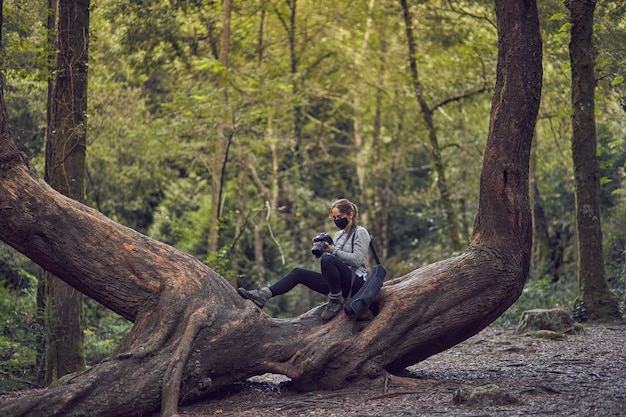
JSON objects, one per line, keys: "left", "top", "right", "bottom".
{"left": 329, "top": 225, "right": 370, "bottom": 277}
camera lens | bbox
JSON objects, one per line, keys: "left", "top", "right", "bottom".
{"left": 311, "top": 241, "right": 325, "bottom": 258}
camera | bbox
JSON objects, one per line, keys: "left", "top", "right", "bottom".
{"left": 311, "top": 232, "right": 333, "bottom": 258}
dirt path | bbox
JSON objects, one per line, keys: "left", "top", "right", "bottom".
{"left": 177, "top": 321, "right": 626, "bottom": 416}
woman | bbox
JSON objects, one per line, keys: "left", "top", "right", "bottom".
{"left": 237, "top": 198, "right": 370, "bottom": 320}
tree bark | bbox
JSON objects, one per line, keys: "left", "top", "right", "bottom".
{"left": 0, "top": 0, "right": 542, "bottom": 415}
{"left": 43, "top": 0, "right": 90, "bottom": 384}
{"left": 566, "top": 0, "right": 620, "bottom": 320}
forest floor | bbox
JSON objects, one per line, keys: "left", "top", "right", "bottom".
{"left": 174, "top": 320, "right": 626, "bottom": 417}
{"left": 2, "top": 321, "right": 625, "bottom": 416}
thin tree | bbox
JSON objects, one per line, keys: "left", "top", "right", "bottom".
{"left": 273, "top": 0, "right": 307, "bottom": 265}
{"left": 566, "top": 0, "right": 620, "bottom": 321}
{"left": 43, "top": 0, "right": 90, "bottom": 383}
{"left": 400, "top": 0, "right": 463, "bottom": 252}
{"left": 0, "top": 0, "right": 542, "bottom": 415}
{"left": 372, "top": 23, "right": 388, "bottom": 258}
{"left": 529, "top": 133, "right": 552, "bottom": 279}
{"left": 207, "top": 0, "right": 235, "bottom": 275}
{"left": 351, "top": 0, "right": 377, "bottom": 228}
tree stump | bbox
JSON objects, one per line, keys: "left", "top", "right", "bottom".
{"left": 515, "top": 308, "right": 584, "bottom": 335}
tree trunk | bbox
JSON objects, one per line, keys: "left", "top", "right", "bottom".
{"left": 399, "top": 0, "right": 463, "bottom": 252}
{"left": 207, "top": 0, "right": 234, "bottom": 266}
{"left": 529, "top": 134, "right": 552, "bottom": 279}
{"left": 384, "top": 86, "right": 407, "bottom": 261}
{"left": 566, "top": 0, "right": 620, "bottom": 321}
{"left": 278, "top": 0, "right": 305, "bottom": 184}
{"left": 43, "top": 0, "right": 90, "bottom": 384}
{"left": 276, "top": 0, "right": 306, "bottom": 264}
{"left": 372, "top": 30, "right": 386, "bottom": 251}
{"left": 0, "top": 0, "right": 542, "bottom": 415}
{"left": 352, "top": 0, "right": 377, "bottom": 228}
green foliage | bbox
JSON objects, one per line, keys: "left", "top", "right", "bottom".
{"left": 603, "top": 192, "right": 626, "bottom": 303}
{"left": 0, "top": 243, "right": 39, "bottom": 291}
{"left": 0, "top": 261, "right": 131, "bottom": 390}
{"left": 83, "top": 299, "right": 132, "bottom": 364}
{"left": 86, "top": 57, "right": 174, "bottom": 232}
{"left": 148, "top": 175, "right": 212, "bottom": 258}
{"left": 2, "top": 73, "right": 47, "bottom": 162}
{"left": 0, "top": 270, "right": 40, "bottom": 391}
{"left": 0, "top": 0, "right": 49, "bottom": 80}
{"left": 496, "top": 277, "right": 578, "bottom": 327}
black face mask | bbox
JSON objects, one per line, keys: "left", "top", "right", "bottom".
{"left": 334, "top": 217, "right": 349, "bottom": 230}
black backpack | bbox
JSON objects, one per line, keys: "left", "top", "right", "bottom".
{"left": 343, "top": 239, "right": 386, "bottom": 317}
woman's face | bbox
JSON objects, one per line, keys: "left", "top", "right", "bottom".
{"left": 330, "top": 207, "right": 352, "bottom": 222}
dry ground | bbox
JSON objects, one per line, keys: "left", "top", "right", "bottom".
{"left": 175, "top": 320, "right": 626, "bottom": 417}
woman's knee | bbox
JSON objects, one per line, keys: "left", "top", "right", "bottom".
{"left": 320, "top": 254, "right": 338, "bottom": 268}
{"left": 290, "top": 267, "right": 308, "bottom": 275}
{"left": 285, "top": 267, "right": 317, "bottom": 284}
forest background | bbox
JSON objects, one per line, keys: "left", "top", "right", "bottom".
{"left": 0, "top": 0, "right": 625, "bottom": 392}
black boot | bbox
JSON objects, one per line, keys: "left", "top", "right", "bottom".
{"left": 237, "top": 287, "right": 272, "bottom": 308}
{"left": 321, "top": 291, "right": 344, "bottom": 321}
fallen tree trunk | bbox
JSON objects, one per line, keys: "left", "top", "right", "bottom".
{"left": 0, "top": 0, "right": 542, "bottom": 416}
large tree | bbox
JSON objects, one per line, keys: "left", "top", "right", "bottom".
{"left": 566, "top": 0, "right": 620, "bottom": 321}
{"left": 0, "top": 0, "right": 542, "bottom": 416}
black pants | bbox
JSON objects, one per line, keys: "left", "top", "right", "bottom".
{"left": 269, "top": 254, "right": 364, "bottom": 299}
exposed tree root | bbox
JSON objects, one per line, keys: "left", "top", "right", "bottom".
{"left": 161, "top": 306, "right": 210, "bottom": 417}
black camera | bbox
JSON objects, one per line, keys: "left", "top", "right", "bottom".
{"left": 311, "top": 232, "right": 333, "bottom": 258}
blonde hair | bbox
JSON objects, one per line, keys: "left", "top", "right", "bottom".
{"left": 330, "top": 198, "right": 359, "bottom": 225}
